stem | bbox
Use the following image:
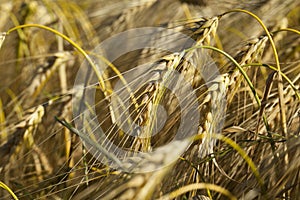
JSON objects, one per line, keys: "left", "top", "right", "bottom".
{"left": 273, "top": 28, "right": 300, "bottom": 36}
{"left": 7, "top": 24, "right": 106, "bottom": 92}
{"left": 0, "top": 181, "right": 19, "bottom": 200}
{"left": 223, "top": 8, "right": 287, "bottom": 136}
{"left": 186, "top": 45, "right": 261, "bottom": 107}
{"left": 192, "top": 133, "right": 265, "bottom": 192}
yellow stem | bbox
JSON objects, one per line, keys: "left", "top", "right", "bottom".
{"left": 223, "top": 9, "right": 287, "bottom": 136}
{"left": 7, "top": 24, "right": 106, "bottom": 92}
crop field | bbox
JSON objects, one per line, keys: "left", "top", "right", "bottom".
{"left": 0, "top": 0, "right": 299, "bottom": 199}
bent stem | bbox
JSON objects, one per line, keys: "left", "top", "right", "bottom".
{"left": 7, "top": 24, "right": 107, "bottom": 93}
{"left": 159, "top": 183, "right": 237, "bottom": 200}
{"left": 222, "top": 8, "right": 287, "bottom": 136}
{"left": 0, "top": 181, "right": 19, "bottom": 200}
{"left": 192, "top": 133, "right": 265, "bottom": 193}
{"left": 186, "top": 45, "right": 261, "bottom": 107}
{"left": 273, "top": 28, "right": 300, "bottom": 36}
{"left": 186, "top": 45, "right": 273, "bottom": 145}
{"left": 6, "top": 24, "right": 140, "bottom": 129}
